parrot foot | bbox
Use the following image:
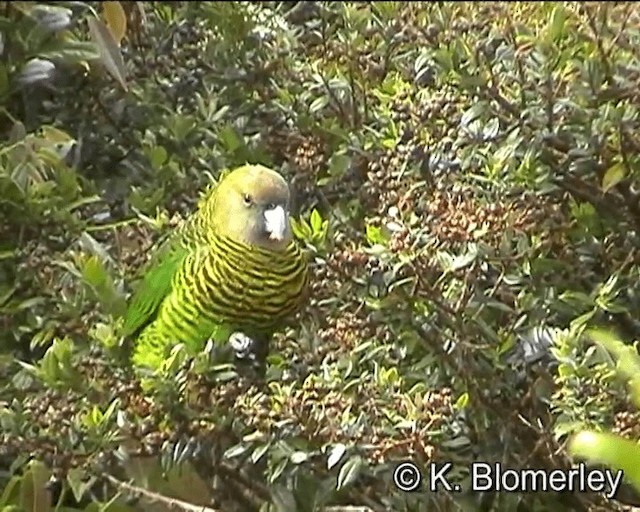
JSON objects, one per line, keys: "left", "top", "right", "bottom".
{"left": 229, "top": 332, "right": 256, "bottom": 360}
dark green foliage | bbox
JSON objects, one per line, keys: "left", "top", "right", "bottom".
{"left": 1, "top": 2, "right": 640, "bottom": 511}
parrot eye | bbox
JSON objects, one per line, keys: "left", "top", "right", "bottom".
{"left": 243, "top": 194, "right": 253, "bottom": 206}
{"left": 266, "top": 203, "right": 275, "bottom": 210}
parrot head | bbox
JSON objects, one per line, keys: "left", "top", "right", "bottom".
{"left": 211, "top": 164, "right": 293, "bottom": 251}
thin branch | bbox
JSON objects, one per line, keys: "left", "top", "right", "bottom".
{"left": 101, "top": 473, "right": 220, "bottom": 512}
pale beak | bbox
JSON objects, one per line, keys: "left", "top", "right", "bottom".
{"left": 264, "top": 205, "right": 287, "bottom": 241}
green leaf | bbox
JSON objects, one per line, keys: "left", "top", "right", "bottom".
{"left": 547, "top": 4, "right": 567, "bottom": 42}
{"left": 587, "top": 329, "right": 640, "bottom": 407}
{"left": 328, "top": 153, "right": 350, "bottom": 177}
{"left": 224, "top": 444, "right": 249, "bottom": 459}
{"left": 433, "top": 47, "right": 454, "bottom": 72}
{"left": 454, "top": 392, "right": 469, "bottom": 410}
{"left": 569, "top": 310, "right": 595, "bottom": 330}
{"left": 87, "top": 16, "right": 128, "bottom": 90}
{"left": 291, "top": 216, "right": 313, "bottom": 243}
{"left": 101, "top": 398, "right": 119, "bottom": 424}
{"left": 366, "top": 225, "right": 387, "bottom": 245}
{"left": 82, "top": 255, "right": 108, "bottom": 288}
{"left": 38, "top": 41, "right": 100, "bottom": 65}
{"left": 19, "top": 460, "right": 51, "bottom": 512}
{"left": 382, "top": 135, "right": 398, "bottom": 149}
{"left": 601, "top": 163, "right": 625, "bottom": 193}
{"left": 598, "top": 274, "right": 619, "bottom": 299}
{"left": 309, "top": 96, "right": 329, "bottom": 114}
{"left": 460, "top": 103, "right": 485, "bottom": 127}
{"left": 450, "top": 244, "right": 478, "bottom": 271}
{"left": 0, "top": 475, "right": 22, "bottom": 506}
{"left": 33, "top": 337, "right": 78, "bottom": 388}
{"left": 559, "top": 290, "right": 593, "bottom": 308}
{"left": 568, "top": 431, "right": 640, "bottom": 491}
{"left": 67, "top": 468, "right": 97, "bottom": 504}
{"left": 336, "top": 455, "right": 362, "bottom": 490}
{"left": 149, "top": 146, "right": 168, "bottom": 170}
{"left": 270, "top": 458, "right": 288, "bottom": 483}
{"left": 171, "top": 114, "right": 196, "bottom": 142}
{"left": 310, "top": 209, "right": 323, "bottom": 234}
{"left": 251, "top": 443, "right": 270, "bottom": 464}
{"left": 219, "top": 124, "right": 242, "bottom": 152}
{"left": 373, "top": 1, "right": 400, "bottom": 20}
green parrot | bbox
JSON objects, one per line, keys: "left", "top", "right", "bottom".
{"left": 123, "top": 164, "right": 309, "bottom": 370}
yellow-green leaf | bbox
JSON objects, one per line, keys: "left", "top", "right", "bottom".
{"left": 601, "top": 162, "right": 625, "bottom": 193}
{"left": 454, "top": 392, "right": 469, "bottom": 409}
{"left": 587, "top": 328, "right": 640, "bottom": 407}
{"left": 40, "top": 126, "right": 73, "bottom": 144}
{"left": 0, "top": 474, "right": 22, "bottom": 505}
{"left": 568, "top": 431, "right": 640, "bottom": 491}
{"left": 310, "top": 209, "right": 323, "bottom": 234}
{"left": 19, "top": 460, "right": 51, "bottom": 512}
{"left": 547, "top": 4, "right": 567, "bottom": 42}
{"left": 102, "top": 1, "right": 127, "bottom": 46}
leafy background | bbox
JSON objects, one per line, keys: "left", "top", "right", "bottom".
{"left": 1, "top": 2, "right": 640, "bottom": 511}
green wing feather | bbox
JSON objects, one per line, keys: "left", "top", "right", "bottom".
{"left": 129, "top": 243, "right": 235, "bottom": 369}
{"left": 122, "top": 228, "right": 191, "bottom": 337}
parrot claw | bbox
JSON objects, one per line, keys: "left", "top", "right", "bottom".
{"left": 229, "top": 332, "right": 256, "bottom": 360}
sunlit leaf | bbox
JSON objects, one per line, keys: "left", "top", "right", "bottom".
{"left": 601, "top": 162, "right": 625, "bottom": 193}
{"left": 310, "top": 209, "right": 323, "bottom": 234}
{"left": 289, "top": 451, "right": 308, "bottom": 464}
{"left": 547, "top": 4, "right": 567, "bottom": 42}
{"left": 569, "top": 431, "right": 640, "bottom": 491}
{"left": 327, "top": 443, "right": 347, "bottom": 470}
{"left": 336, "top": 455, "right": 362, "bottom": 490}
{"left": 587, "top": 329, "right": 640, "bottom": 406}
{"left": 102, "top": 1, "right": 127, "bottom": 46}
